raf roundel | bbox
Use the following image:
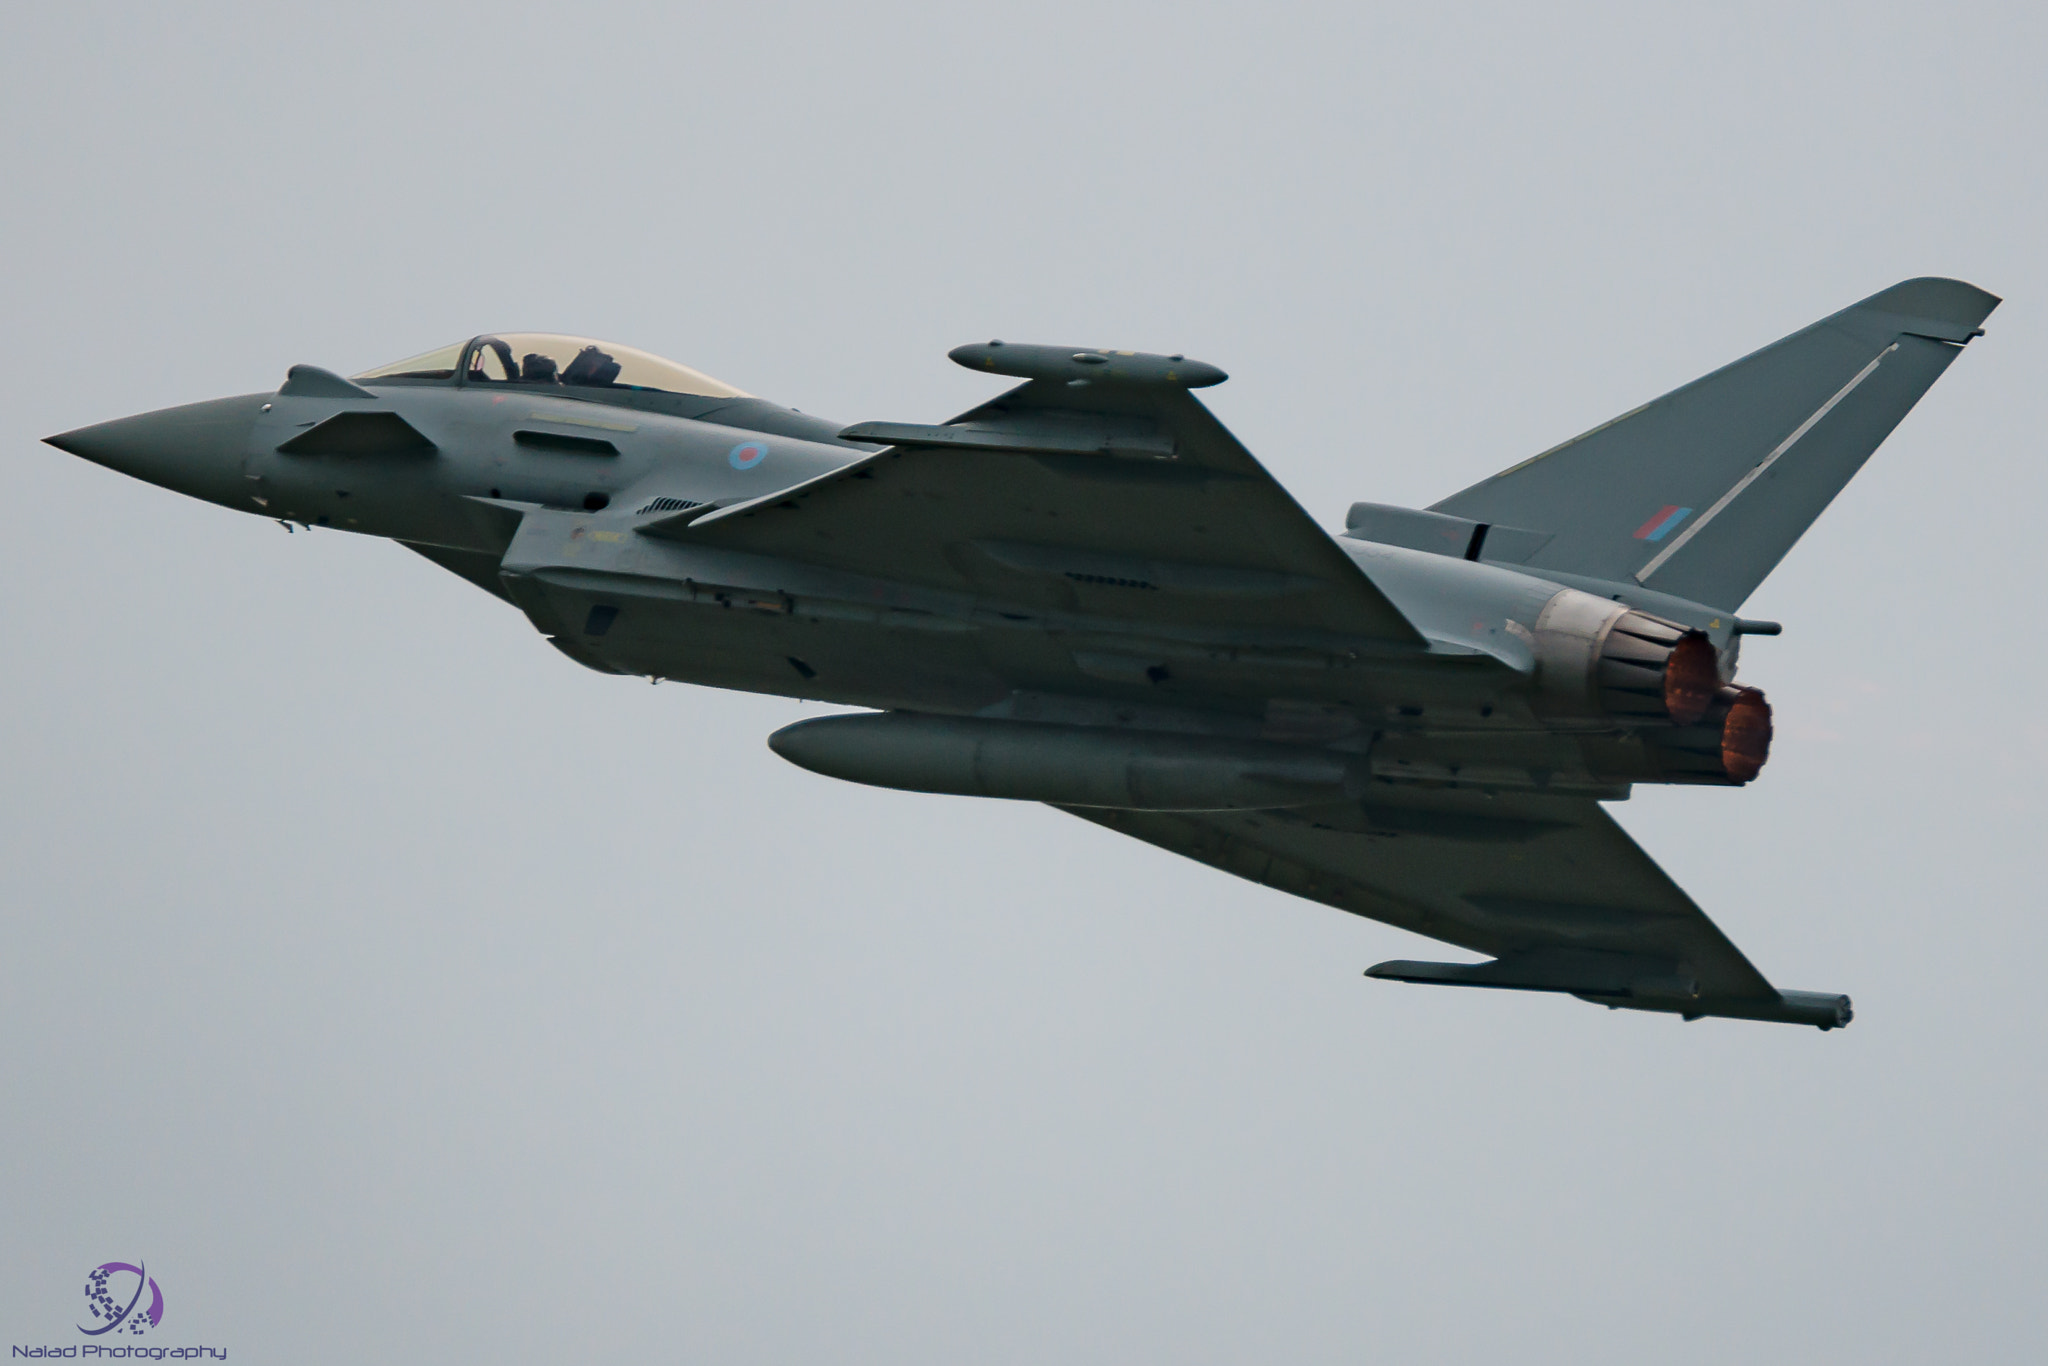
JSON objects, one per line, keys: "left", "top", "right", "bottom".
{"left": 728, "top": 441, "right": 768, "bottom": 471}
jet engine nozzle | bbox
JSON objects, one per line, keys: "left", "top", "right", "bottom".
{"left": 1718, "top": 686, "right": 1773, "bottom": 783}
{"left": 1582, "top": 683, "right": 1775, "bottom": 786}
{"left": 1611, "top": 623, "right": 1720, "bottom": 725}
{"left": 769, "top": 712, "right": 1365, "bottom": 811}
{"left": 1531, "top": 588, "right": 1724, "bottom": 725}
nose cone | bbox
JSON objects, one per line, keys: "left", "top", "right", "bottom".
{"left": 47, "top": 393, "right": 268, "bottom": 508}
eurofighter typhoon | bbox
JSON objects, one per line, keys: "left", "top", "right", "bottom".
{"left": 46, "top": 279, "right": 1998, "bottom": 1030}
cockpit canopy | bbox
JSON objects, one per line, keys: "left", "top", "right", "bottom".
{"left": 354, "top": 334, "right": 750, "bottom": 399}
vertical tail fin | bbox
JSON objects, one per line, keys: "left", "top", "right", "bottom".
{"left": 1431, "top": 278, "right": 1999, "bottom": 609}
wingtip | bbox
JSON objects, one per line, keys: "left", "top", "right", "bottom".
{"left": 1857, "top": 276, "right": 2002, "bottom": 331}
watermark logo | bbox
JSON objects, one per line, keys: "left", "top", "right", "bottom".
{"left": 10, "top": 1260, "right": 221, "bottom": 1360}
{"left": 79, "top": 1266, "right": 161, "bottom": 1338}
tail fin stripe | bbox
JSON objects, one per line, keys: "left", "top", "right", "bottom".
{"left": 1634, "top": 342, "right": 1897, "bottom": 585}
{"left": 1633, "top": 505, "right": 1692, "bottom": 541}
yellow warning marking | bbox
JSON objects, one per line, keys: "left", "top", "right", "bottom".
{"left": 525, "top": 409, "right": 637, "bottom": 433}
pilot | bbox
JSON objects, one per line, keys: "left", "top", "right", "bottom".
{"left": 561, "top": 345, "right": 622, "bottom": 387}
{"left": 467, "top": 337, "right": 519, "bottom": 383}
{"left": 520, "top": 353, "right": 559, "bottom": 383}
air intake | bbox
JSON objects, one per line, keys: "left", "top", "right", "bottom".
{"left": 636, "top": 496, "right": 705, "bottom": 515}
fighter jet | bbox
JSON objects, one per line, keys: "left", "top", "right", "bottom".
{"left": 45, "top": 278, "right": 1999, "bottom": 1030}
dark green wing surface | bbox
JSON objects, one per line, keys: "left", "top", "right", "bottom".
{"left": 1063, "top": 789, "right": 1848, "bottom": 1027}
{"left": 660, "top": 353, "right": 1423, "bottom": 644}
{"left": 1432, "top": 277, "right": 1998, "bottom": 610}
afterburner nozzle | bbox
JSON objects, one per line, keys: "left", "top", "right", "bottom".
{"left": 1580, "top": 683, "right": 1776, "bottom": 787}
{"left": 1663, "top": 633, "right": 1721, "bottom": 725}
{"left": 1534, "top": 590, "right": 1730, "bottom": 725}
{"left": 1721, "top": 688, "right": 1772, "bottom": 782}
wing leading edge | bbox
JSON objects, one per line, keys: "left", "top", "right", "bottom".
{"left": 655, "top": 345, "right": 1424, "bottom": 645}
{"left": 1063, "top": 788, "right": 1850, "bottom": 1028}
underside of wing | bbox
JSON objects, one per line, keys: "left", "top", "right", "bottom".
{"left": 647, "top": 345, "right": 1422, "bottom": 645}
{"left": 1062, "top": 787, "right": 1850, "bottom": 1028}
{"left": 401, "top": 540, "right": 514, "bottom": 602}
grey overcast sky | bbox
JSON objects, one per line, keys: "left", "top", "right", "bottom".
{"left": 3, "top": 2, "right": 2044, "bottom": 1361}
